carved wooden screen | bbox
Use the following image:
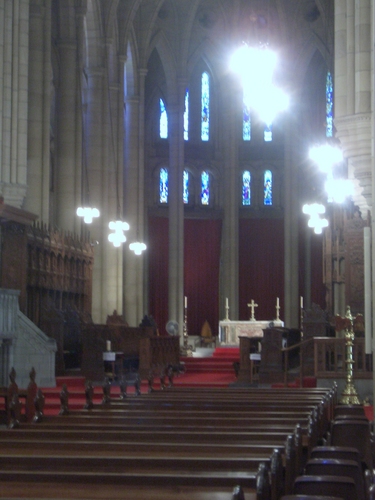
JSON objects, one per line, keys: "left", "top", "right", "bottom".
{"left": 26, "top": 223, "right": 94, "bottom": 328}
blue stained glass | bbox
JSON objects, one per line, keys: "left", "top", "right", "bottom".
{"left": 160, "top": 98, "right": 168, "bottom": 139}
{"left": 264, "top": 123, "right": 272, "bottom": 142}
{"left": 159, "top": 168, "right": 168, "bottom": 203}
{"left": 184, "top": 89, "right": 189, "bottom": 141}
{"left": 201, "top": 72, "right": 210, "bottom": 141}
{"left": 264, "top": 170, "right": 273, "bottom": 205}
{"left": 201, "top": 171, "right": 210, "bottom": 205}
{"left": 242, "top": 171, "right": 251, "bottom": 206}
{"left": 183, "top": 170, "right": 189, "bottom": 204}
{"left": 243, "top": 102, "right": 251, "bottom": 141}
{"left": 326, "top": 72, "right": 333, "bottom": 138}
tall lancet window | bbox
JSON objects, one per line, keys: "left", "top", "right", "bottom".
{"left": 201, "top": 171, "right": 210, "bottom": 205}
{"left": 183, "top": 170, "right": 189, "bottom": 204}
{"left": 243, "top": 100, "right": 251, "bottom": 141}
{"left": 242, "top": 171, "right": 251, "bottom": 206}
{"left": 160, "top": 98, "right": 168, "bottom": 139}
{"left": 184, "top": 89, "right": 189, "bottom": 141}
{"left": 264, "top": 123, "right": 272, "bottom": 142}
{"left": 326, "top": 71, "right": 333, "bottom": 138}
{"left": 264, "top": 169, "right": 273, "bottom": 206}
{"left": 159, "top": 167, "right": 168, "bottom": 203}
{"left": 201, "top": 72, "right": 210, "bottom": 141}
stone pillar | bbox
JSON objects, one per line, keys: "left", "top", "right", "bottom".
{"left": 123, "top": 93, "right": 141, "bottom": 326}
{"left": 0, "top": 0, "right": 29, "bottom": 208}
{"left": 55, "top": 38, "right": 80, "bottom": 231}
{"left": 25, "top": 0, "right": 51, "bottom": 221}
{"left": 334, "top": 0, "right": 372, "bottom": 214}
{"left": 123, "top": 67, "right": 147, "bottom": 326}
{"left": 86, "top": 66, "right": 108, "bottom": 322}
{"left": 168, "top": 89, "right": 185, "bottom": 338}
{"left": 284, "top": 116, "right": 300, "bottom": 328}
{"left": 221, "top": 77, "right": 239, "bottom": 320}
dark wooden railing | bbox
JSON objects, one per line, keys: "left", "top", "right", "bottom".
{"left": 282, "top": 337, "right": 372, "bottom": 387}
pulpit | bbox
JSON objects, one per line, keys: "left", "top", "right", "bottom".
{"left": 258, "top": 327, "right": 301, "bottom": 384}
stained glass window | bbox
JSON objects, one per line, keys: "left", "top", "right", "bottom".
{"left": 159, "top": 167, "right": 168, "bottom": 203}
{"left": 264, "top": 123, "right": 272, "bottom": 142}
{"left": 184, "top": 89, "right": 189, "bottom": 141}
{"left": 326, "top": 72, "right": 333, "bottom": 138}
{"left": 201, "top": 171, "right": 210, "bottom": 205}
{"left": 242, "top": 171, "right": 251, "bottom": 206}
{"left": 243, "top": 101, "right": 251, "bottom": 141}
{"left": 183, "top": 170, "right": 189, "bottom": 204}
{"left": 264, "top": 169, "right": 273, "bottom": 206}
{"left": 160, "top": 98, "right": 168, "bottom": 139}
{"left": 201, "top": 72, "right": 210, "bottom": 141}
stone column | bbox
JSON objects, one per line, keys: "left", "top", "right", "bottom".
{"left": 123, "top": 66, "right": 148, "bottom": 326}
{"left": 123, "top": 93, "right": 141, "bottom": 326}
{"left": 25, "top": 0, "right": 51, "bottom": 221}
{"left": 55, "top": 37, "right": 79, "bottom": 232}
{"left": 86, "top": 66, "right": 108, "bottom": 322}
{"left": 0, "top": 0, "right": 29, "bottom": 208}
{"left": 168, "top": 88, "right": 185, "bottom": 338}
{"left": 221, "top": 76, "right": 239, "bottom": 320}
{"left": 334, "top": 0, "right": 372, "bottom": 214}
{"left": 284, "top": 116, "right": 300, "bottom": 328}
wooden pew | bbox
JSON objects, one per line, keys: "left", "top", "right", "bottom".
{"left": 0, "top": 386, "right": 334, "bottom": 500}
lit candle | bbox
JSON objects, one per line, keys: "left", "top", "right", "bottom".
{"left": 276, "top": 297, "right": 279, "bottom": 307}
{"left": 184, "top": 296, "right": 187, "bottom": 308}
{"left": 300, "top": 296, "right": 303, "bottom": 309}
{"left": 226, "top": 297, "right": 229, "bottom": 308}
{"left": 106, "top": 340, "right": 111, "bottom": 352}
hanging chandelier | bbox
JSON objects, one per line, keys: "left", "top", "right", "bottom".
{"left": 230, "top": 43, "right": 289, "bottom": 125}
{"left": 302, "top": 203, "right": 329, "bottom": 234}
{"left": 76, "top": 206, "right": 100, "bottom": 224}
{"left": 108, "top": 220, "right": 130, "bottom": 247}
{"left": 129, "top": 241, "right": 147, "bottom": 255}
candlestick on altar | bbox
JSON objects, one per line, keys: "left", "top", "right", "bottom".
{"left": 275, "top": 297, "right": 280, "bottom": 321}
{"left": 184, "top": 296, "right": 187, "bottom": 309}
{"left": 225, "top": 297, "right": 230, "bottom": 320}
{"left": 247, "top": 299, "right": 258, "bottom": 321}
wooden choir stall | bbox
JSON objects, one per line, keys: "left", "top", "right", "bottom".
{"left": 80, "top": 321, "right": 180, "bottom": 390}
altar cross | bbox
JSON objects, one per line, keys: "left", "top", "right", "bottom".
{"left": 247, "top": 299, "right": 258, "bottom": 321}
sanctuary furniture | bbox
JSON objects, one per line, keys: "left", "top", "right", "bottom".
{"left": 81, "top": 324, "right": 180, "bottom": 388}
{"left": 219, "top": 319, "right": 284, "bottom": 345}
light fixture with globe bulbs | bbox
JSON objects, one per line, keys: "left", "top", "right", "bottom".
{"left": 230, "top": 43, "right": 289, "bottom": 127}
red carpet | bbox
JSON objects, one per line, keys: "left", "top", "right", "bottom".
{"left": 34, "top": 351, "right": 238, "bottom": 414}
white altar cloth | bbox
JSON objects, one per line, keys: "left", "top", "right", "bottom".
{"left": 219, "top": 319, "right": 284, "bottom": 345}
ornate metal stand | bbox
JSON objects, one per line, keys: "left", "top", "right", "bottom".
{"left": 339, "top": 306, "right": 361, "bottom": 405}
{"left": 180, "top": 305, "right": 193, "bottom": 357}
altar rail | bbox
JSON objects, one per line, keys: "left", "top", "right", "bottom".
{"left": 313, "top": 337, "right": 372, "bottom": 379}
{"left": 281, "top": 337, "right": 372, "bottom": 383}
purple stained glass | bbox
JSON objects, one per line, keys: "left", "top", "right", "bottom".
{"left": 201, "top": 171, "right": 210, "bottom": 205}
{"left": 201, "top": 72, "right": 210, "bottom": 141}
{"left": 242, "top": 171, "right": 251, "bottom": 206}
{"left": 184, "top": 89, "right": 189, "bottom": 141}
{"left": 243, "top": 102, "right": 251, "bottom": 141}
{"left": 159, "top": 167, "right": 168, "bottom": 203}
{"left": 160, "top": 98, "right": 168, "bottom": 139}
{"left": 264, "top": 169, "right": 272, "bottom": 205}
{"left": 326, "top": 72, "right": 333, "bottom": 138}
{"left": 183, "top": 170, "right": 189, "bottom": 204}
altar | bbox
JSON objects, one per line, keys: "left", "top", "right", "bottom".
{"left": 219, "top": 319, "right": 284, "bottom": 345}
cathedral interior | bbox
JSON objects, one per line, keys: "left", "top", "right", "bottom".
{"left": 0, "top": 0, "right": 372, "bottom": 343}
